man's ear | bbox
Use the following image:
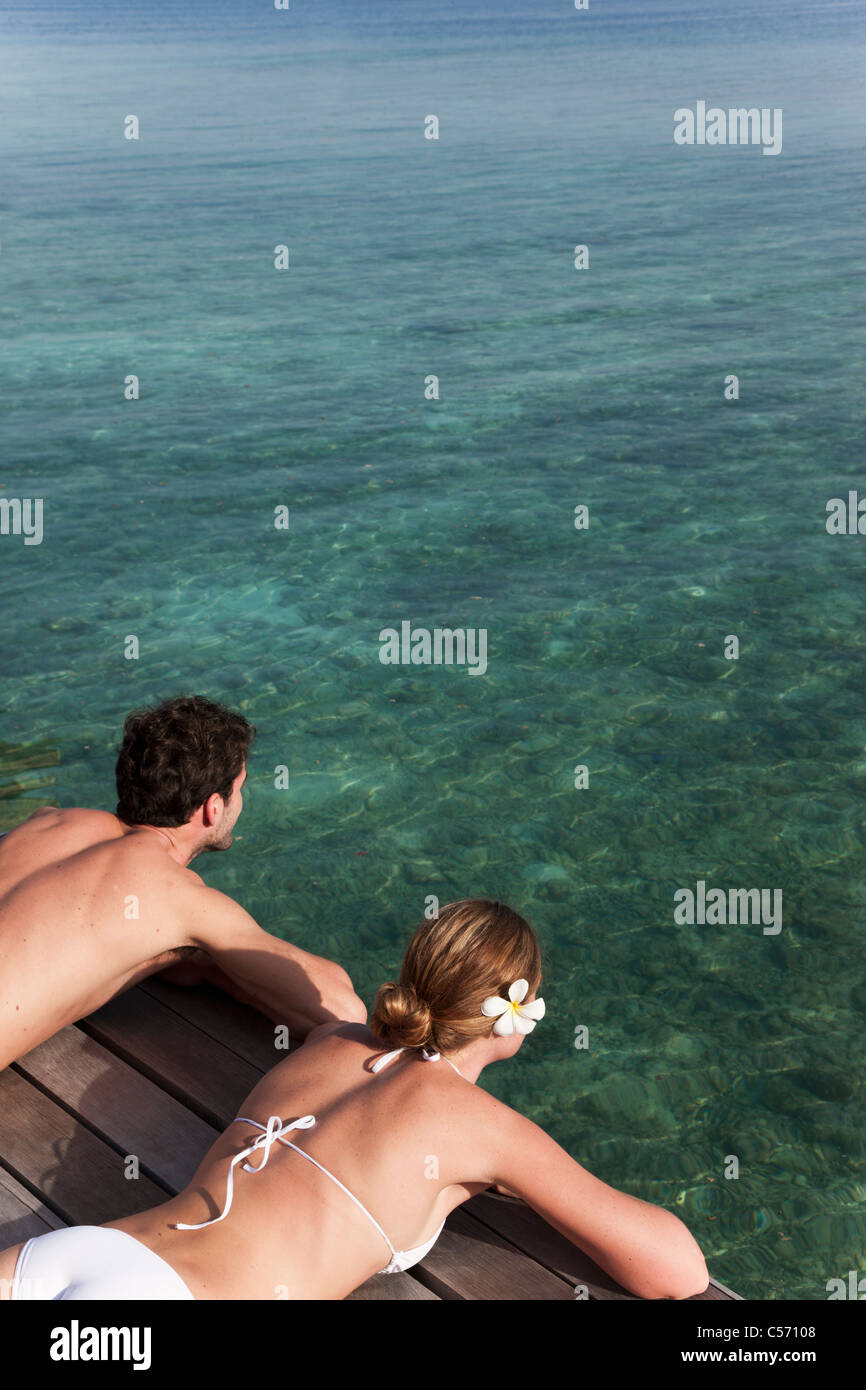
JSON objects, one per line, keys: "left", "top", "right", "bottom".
{"left": 201, "top": 793, "right": 222, "bottom": 828}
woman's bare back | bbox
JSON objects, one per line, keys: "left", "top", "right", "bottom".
{"left": 108, "top": 1022, "right": 502, "bottom": 1299}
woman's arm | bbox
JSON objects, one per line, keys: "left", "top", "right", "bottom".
{"left": 482, "top": 1098, "right": 709, "bottom": 1300}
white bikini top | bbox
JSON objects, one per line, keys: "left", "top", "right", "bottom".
{"left": 174, "top": 1045, "right": 462, "bottom": 1275}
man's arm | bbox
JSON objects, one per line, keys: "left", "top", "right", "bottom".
{"left": 186, "top": 885, "right": 366, "bottom": 1037}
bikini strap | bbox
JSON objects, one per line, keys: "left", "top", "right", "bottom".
{"left": 277, "top": 1140, "right": 397, "bottom": 1261}
{"left": 172, "top": 1114, "right": 316, "bottom": 1231}
{"left": 420, "top": 1048, "right": 463, "bottom": 1077}
{"left": 370, "top": 1047, "right": 405, "bottom": 1073}
{"left": 371, "top": 1046, "right": 462, "bottom": 1077}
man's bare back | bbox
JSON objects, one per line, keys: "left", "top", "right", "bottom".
{"left": 0, "top": 805, "right": 365, "bottom": 1073}
{"left": 0, "top": 807, "right": 204, "bottom": 1068}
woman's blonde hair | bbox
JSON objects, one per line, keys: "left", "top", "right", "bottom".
{"left": 370, "top": 898, "right": 542, "bottom": 1054}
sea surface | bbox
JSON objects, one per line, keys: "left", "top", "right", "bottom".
{"left": 1, "top": 0, "right": 864, "bottom": 1300}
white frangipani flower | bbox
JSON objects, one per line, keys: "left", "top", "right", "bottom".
{"left": 481, "top": 978, "right": 546, "bottom": 1036}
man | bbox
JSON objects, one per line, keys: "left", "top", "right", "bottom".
{"left": 0, "top": 695, "right": 366, "bottom": 1073}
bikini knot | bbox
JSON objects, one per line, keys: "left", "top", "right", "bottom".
{"left": 242, "top": 1114, "right": 316, "bottom": 1173}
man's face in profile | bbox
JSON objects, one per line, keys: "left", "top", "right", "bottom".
{"left": 207, "top": 764, "right": 247, "bottom": 851}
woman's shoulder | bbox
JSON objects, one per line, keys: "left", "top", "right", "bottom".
{"left": 298, "top": 1024, "right": 526, "bottom": 1122}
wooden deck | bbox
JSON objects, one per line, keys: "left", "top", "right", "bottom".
{"left": 0, "top": 980, "right": 741, "bottom": 1301}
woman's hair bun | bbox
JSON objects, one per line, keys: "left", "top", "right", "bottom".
{"left": 370, "top": 981, "right": 433, "bottom": 1049}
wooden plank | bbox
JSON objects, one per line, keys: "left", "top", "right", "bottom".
{"left": 15, "top": 1028, "right": 220, "bottom": 1194}
{"left": 0, "top": 1189, "right": 57, "bottom": 1247}
{"left": 0, "top": 1070, "right": 168, "bottom": 1226}
{"left": 465, "top": 1192, "right": 741, "bottom": 1301}
{"left": 412, "top": 1207, "right": 575, "bottom": 1300}
{"left": 0, "top": 1164, "right": 67, "bottom": 1248}
{"left": 138, "top": 979, "right": 287, "bottom": 1073}
{"left": 77, "top": 990, "right": 262, "bottom": 1129}
{"left": 0, "top": 1167, "right": 65, "bottom": 1230}
{"left": 346, "top": 1272, "right": 440, "bottom": 1301}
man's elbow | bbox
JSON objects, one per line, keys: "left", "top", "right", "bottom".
{"left": 325, "top": 968, "right": 367, "bottom": 1025}
{"left": 339, "top": 990, "right": 368, "bottom": 1025}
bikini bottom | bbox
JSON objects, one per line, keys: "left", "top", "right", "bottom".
{"left": 10, "top": 1225, "right": 195, "bottom": 1300}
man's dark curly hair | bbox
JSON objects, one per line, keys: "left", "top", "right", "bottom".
{"left": 115, "top": 695, "right": 255, "bottom": 827}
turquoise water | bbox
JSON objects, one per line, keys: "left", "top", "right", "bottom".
{"left": 2, "top": 0, "right": 865, "bottom": 1299}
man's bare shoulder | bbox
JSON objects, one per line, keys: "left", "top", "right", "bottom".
{"left": 9, "top": 805, "right": 122, "bottom": 837}
{"left": 1, "top": 807, "right": 126, "bottom": 864}
{"left": 181, "top": 876, "right": 258, "bottom": 933}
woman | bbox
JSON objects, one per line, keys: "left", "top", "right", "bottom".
{"left": 0, "top": 899, "right": 708, "bottom": 1300}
